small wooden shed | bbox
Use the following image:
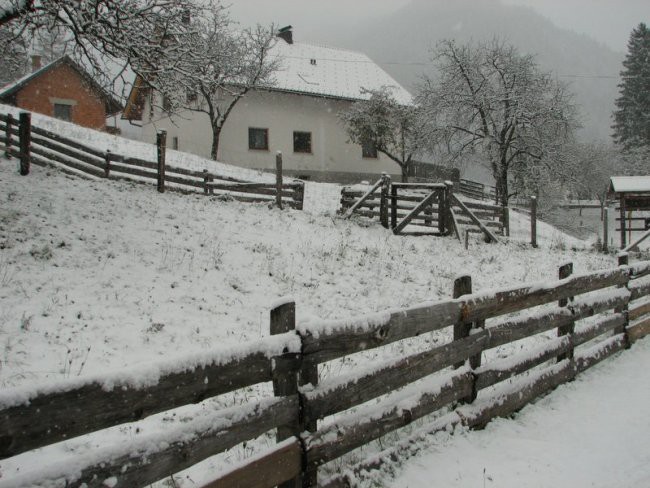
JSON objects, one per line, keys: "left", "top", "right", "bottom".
{"left": 608, "top": 176, "right": 650, "bottom": 248}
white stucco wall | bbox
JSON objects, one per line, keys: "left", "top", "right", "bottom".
{"left": 138, "top": 90, "right": 400, "bottom": 181}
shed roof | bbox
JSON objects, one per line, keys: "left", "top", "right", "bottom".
{"left": 0, "top": 56, "right": 123, "bottom": 115}
{"left": 609, "top": 176, "right": 650, "bottom": 194}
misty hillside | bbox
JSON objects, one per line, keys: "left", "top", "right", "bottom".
{"left": 340, "top": 0, "right": 623, "bottom": 141}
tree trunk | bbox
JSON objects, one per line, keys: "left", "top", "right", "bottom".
{"left": 401, "top": 164, "right": 409, "bottom": 183}
{"left": 211, "top": 125, "right": 222, "bottom": 161}
{"left": 496, "top": 172, "right": 509, "bottom": 207}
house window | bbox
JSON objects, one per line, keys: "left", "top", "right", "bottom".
{"left": 293, "top": 131, "right": 312, "bottom": 153}
{"left": 172, "top": 136, "right": 179, "bottom": 150}
{"left": 53, "top": 103, "right": 72, "bottom": 122}
{"left": 186, "top": 89, "right": 197, "bottom": 104}
{"left": 362, "top": 139, "right": 378, "bottom": 159}
{"left": 248, "top": 128, "right": 269, "bottom": 150}
{"left": 162, "top": 94, "right": 172, "bottom": 112}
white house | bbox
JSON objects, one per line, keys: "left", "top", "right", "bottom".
{"left": 122, "top": 26, "right": 413, "bottom": 183}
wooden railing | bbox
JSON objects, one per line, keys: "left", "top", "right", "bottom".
{"left": 1, "top": 257, "right": 649, "bottom": 487}
{"left": 341, "top": 180, "right": 509, "bottom": 238}
{"left": 459, "top": 178, "right": 497, "bottom": 202}
{"left": 0, "top": 111, "right": 305, "bottom": 210}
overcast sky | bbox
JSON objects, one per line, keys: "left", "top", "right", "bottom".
{"left": 227, "top": 0, "right": 649, "bottom": 53}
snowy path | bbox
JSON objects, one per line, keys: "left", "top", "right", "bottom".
{"left": 389, "top": 337, "right": 650, "bottom": 488}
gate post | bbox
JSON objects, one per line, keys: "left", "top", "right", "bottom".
{"left": 379, "top": 173, "right": 390, "bottom": 228}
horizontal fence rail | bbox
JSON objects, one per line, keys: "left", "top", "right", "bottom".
{"left": 0, "top": 110, "right": 305, "bottom": 210}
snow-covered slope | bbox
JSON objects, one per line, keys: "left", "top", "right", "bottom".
{"left": 0, "top": 144, "right": 619, "bottom": 485}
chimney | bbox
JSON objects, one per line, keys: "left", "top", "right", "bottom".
{"left": 31, "top": 55, "right": 42, "bottom": 72}
{"left": 277, "top": 25, "right": 293, "bottom": 44}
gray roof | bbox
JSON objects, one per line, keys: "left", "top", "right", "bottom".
{"left": 609, "top": 176, "right": 650, "bottom": 194}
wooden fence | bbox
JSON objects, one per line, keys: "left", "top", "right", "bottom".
{"left": 458, "top": 178, "right": 497, "bottom": 202}
{"left": 340, "top": 179, "right": 509, "bottom": 238}
{"left": 2, "top": 257, "right": 649, "bottom": 487}
{"left": 0, "top": 111, "right": 305, "bottom": 210}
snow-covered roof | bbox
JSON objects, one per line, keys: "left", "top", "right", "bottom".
{"left": 609, "top": 176, "right": 650, "bottom": 194}
{"left": 265, "top": 39, "right": 412, "bottom": 105}
{"left": 0, "top": 56, "right": 122, "bottom": 114}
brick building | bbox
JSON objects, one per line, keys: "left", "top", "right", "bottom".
{"left": 0, "top": 55, "right": 121, "bottom": 130}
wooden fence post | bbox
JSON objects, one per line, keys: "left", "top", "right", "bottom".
{"left": 299, "top": 357, "right": 318, "bottom": 487}
{"left": 442, "top": 181, "right": 454, "bottom": 235}
{"left": 293, "top": 180, "right": 305, "bottom": 211}
{"left": 270, "top": 300, "right": 302, "bottom": 488}
{"left": 453, "top": 275, "right": 473, "bottom": 367}
{"left": 603, "top": 206, "right": 609, "bottom": 252}
{"left": 104, "top": 150, "right": 111, "bottom": 178}
{"left": 557, "top": 262, "right": 574, "bottom": 362}
{"left": 276, "top": 151, "right": 283, "bottom": 210}
{"left": 203, "top": 169, "right": 210, "bottom": 195}
{"left": 19, "top": 112, "right": 31, "bottom": 175}
{"left": 5, "top": 113, "right": 13, "bottom": 159}
{"left": 390, "top": 184, "right": 397, "bottom": 229}
{"left": 156, "top": 130, "right": 166, "bottom": 193}
{"left": 530, "top": 196, "right": 538, "bottom": 248}
{"left": 453, "top": 275, "right": 481, "bottom": 402}
{"left": 616, "top": 253, "right": 631, "bottom": 348}
{"left": 379, "top": 173, "right": 390, "bottom": 229}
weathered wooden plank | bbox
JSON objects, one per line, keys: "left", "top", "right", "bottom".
{"left": 0, "top": 333, "right": 299, "bottom": 459}
{"left": 487, "top": 291, "right": 629, "bottom": 349}
{"left": 31, "top": 134, "right": 105, "bottom": 170}
{"left": 627, "top": 316, "right": 650, "bottom": 343}
{"left": 305, "top": 371, "right": 473, "bottom": 467}
{"left": 304, "top": 330, "right": 488, "bottom": 420}
{"left": 109, "top": 162, "right": 157, "bottom": 180}
{"left": 575, "top": 334, "right": 627, "bottom": 373}
{"left": 30, "top": 147, "right": 105, "bottom": 179}
{"left": 451, "top": 194, "right": 500, "bottom": 243}
{"left": 31, "top": 125, "right": 106, "bottom": 159}
{"left": 572, "top": 313, "right": 626, "bottom": 348}
{"left": 630, "top": 261, "right": 650, "bottom": 278}
{"left": 464, "top": 267, "right": 629, "bottom": 323}
{"left": 449, "top": 206, "right": 461, "bottom": 242}
{"left": 300, "top": 300, "right": 463, "bottom": 364}
{"left": 392, "top": 182, "right": 446, "bottom": 190}
{"left": 461, "top": 201, "right": 504, "bottom": 212}
{"left": 201, "top": 438, "right": 302, "bottom": 488}
{"left": 475, "top": 336, "right": 572, "bottom": 390}
{"left": 459, "top": 360, "right": 576, "bottom": 428}
{"left": 393, "top": 191, "right": 440, "bottom": 234}
{"left": 630, "top": 276, "right": 650, "bottom": 301}
{"left": 344, "top": 177, "right": 384, "bottom": 219}
{"left": 455, "top": 218, "right": 503, "bottom": 229}
{"left": 7, "top": 396, "right": 299, "bottom": 488}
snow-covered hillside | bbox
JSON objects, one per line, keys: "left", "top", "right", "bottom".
{"left": 0, "top": 152, "right": 623, "bottom": 486}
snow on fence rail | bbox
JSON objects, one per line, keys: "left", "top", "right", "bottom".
{"left": 0, "top": 111, "right": 305, "bottom": 210}
{"left": 1, "top": 259, "right": 649, "bottom": 487}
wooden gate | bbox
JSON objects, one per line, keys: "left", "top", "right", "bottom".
{"left": 390, "top": 182, "right": 449, "bottom": 236}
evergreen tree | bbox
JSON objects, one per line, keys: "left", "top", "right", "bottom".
{"left": 612, "top": 23, "right": 650, "bottom": 150}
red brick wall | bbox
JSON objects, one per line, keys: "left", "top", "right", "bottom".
{"left": 15, "top": 63, "right": 107, "bottom": 129}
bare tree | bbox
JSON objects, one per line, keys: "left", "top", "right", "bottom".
{"left": 154, "top": 3, "right": 278, "bottom": 160}
{"left": 0, "top": 0, "right": 203, "bottom": 100}
{"left": 0, "top": 24, "right": 28, "bottom": 85}
{"left": 340, "top": 87, "right": 423, "bottom": 182}
{"left": 418, "top": 39, "right": 579, "bottom": 206}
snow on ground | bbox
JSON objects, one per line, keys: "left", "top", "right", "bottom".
{"left": 0, "top": 141, "right": 624, "bottom": 486}
{"left": 389, "top": 337, "right": 650, "bottom": 488}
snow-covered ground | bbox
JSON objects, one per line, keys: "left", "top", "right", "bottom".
{"left": 0, "top": 119, "right": 635, "bottom": 487}
{"left": 390, "top": 337, "right": 650, "bottom": 488}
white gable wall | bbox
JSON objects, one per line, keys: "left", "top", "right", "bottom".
{"left": 139, "top": 89, "right": 400, "bottom": 182}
